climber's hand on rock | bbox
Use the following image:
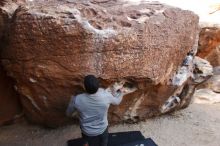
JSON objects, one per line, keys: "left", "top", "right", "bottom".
{"left": 119, "top": 86, "right": 137, "bottom": 95}
{"left": 118, "top": 88, "right": 126, "bottom": 94}
{"left": 113, "top": 80, "right": 126, "bottom": 91}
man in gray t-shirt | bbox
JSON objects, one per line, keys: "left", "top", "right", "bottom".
{"left": 66, "top": 75, "right": 125, "bottom": 146}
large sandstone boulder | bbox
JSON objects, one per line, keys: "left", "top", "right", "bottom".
{"left": 197, "top": 27, "right": 220, "bottom": 67}
{"left": 0, "top": 0, "right": 200, "bottom": 127}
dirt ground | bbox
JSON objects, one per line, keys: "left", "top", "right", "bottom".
{"left": 0, "top": 101, "right": 220, "bottom": 146}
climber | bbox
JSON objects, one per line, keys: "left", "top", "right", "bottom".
{"left": 66, "top": 75, "right": 126, "bottom": 146}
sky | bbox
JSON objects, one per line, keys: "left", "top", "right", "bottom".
{"left": 124, "top": 0, "right": 220, "bottom": 27}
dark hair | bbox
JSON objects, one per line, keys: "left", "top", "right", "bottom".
{"left": 84, "top": 75, "right": 99, "bottom": 94}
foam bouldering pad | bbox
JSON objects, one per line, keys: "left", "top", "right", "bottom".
{"left": 120, "top": 138, "right": 157, "bottom": 146}
{"left": 108, "top": 131, "right": 145, "bottom": 146}
{"left": 67, "top": 131, "right": 157, "bottom": 146}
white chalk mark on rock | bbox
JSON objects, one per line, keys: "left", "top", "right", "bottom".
{"left": 172, "top": 66, "right": 189, "bottom": 86}
{"left": 106, "top": 80, "right": 137, "bottom": 97}
{"left": 106, "top": 80, "right": 126, "bottom": 96}
{"left": 29, "top": 78, "right": 37, "bottom": 83}
{"left": 41, "top": 96, "right": 48, "bottom": 107}
{"left": 130, "top": 93, "right": 145, "bottom": 117}
{"left": 172, "top": 54, "right": 194, "bottom": 86}
{"left": 38, "top": 65, "right": 46, "bottom": 69}
{"left": 58, "top": 6, "right": 117, "bottom": 38}
{"left": 127, "top": 16, "right": 149, "bottom": 23}
{"left": 124, "top": 93, "right": 145, "bottom": 121}
{"left": 183, "top": 55, "right": 193, "bottom": 66}
{"left": 161, "top": 96, "right": 181, "bottom": 113}
{"left": 26, "top": 95, "right": 41, "bottom": 111}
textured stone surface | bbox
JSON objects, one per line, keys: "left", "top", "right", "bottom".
{"left": 0, "top": 0, "right": 5, "bottom": 6}
{"left": 213, "top": 66, "right": 220, "bottom": 75}
{"left": 197, "top": 27, "right": 220, "bottom": 67}
{"left": 142, "top": 1, "right": 220, "bottom": 67}
{"left": 0, "top": 65, "right": 22, "bottom": 126}
{"left": 194, "top": 65, "right": 220, "bottom": 105}
{"left": 0, "top": 1, "right": 7, "bottom": 40}
{"left": 196, "top": 66, "right": 220, "bottom": 93}
{"left": 193, "top": 56, "right": 213, "bottom": 83}
{"left": 0, "top": 0, "right": 199, "bottom": 127}
{"left": 0, "top": 0, "right": 23, "bottom": 126}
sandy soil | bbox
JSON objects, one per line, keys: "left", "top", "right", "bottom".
{"left": 0, "top": 101, "right": 220, "bottom": 146}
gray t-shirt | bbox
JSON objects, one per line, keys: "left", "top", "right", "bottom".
{"left": 66, "top": 88, "right": 123, "bottom": 136}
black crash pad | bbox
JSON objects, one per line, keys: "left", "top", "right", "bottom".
{"left": 120, "top": 138, "right": 157, "bottom": 146}
{"left": 67, "top": 131, "right": 157, "bottom": 146}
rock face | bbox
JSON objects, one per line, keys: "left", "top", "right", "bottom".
{"left": 0, "top": 1, "right": 6, "bottom": 40}
{"left": 197, "top": 27, "right": 220, "bottom": 67}
{"left": 0, "top": 0, "right": 200, "bottom": 127}
{"left": 194, "top": 66, "right": 220, "bottom": 104}
{"left": 0, "top": 65, "right": 22, "bottom": 126}
{"left": 0, "top": 0, "right": 23, "bottom": 126}
{"left": 153, "top": 1, "right": 220, "bottom": 67}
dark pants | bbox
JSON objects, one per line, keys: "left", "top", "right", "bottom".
{"left": 82, "top": 128, "right": 108, "bottom": 146}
